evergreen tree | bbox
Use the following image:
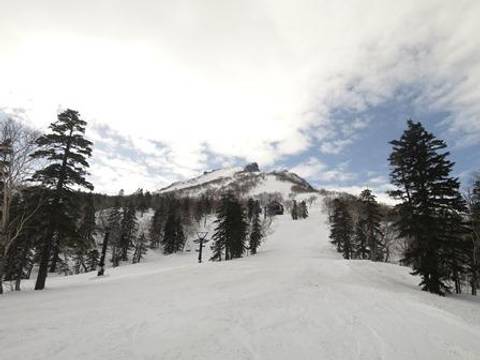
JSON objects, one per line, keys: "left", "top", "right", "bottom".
{"left": 85, "top": 248, "right": 99, "bottom": 271}
{"left": 193, "top": 194, "right": 212, "bottom": 225}
{"left": 72, "top": 251, "right": 87, "bottom": 274}
{"left": 144, "top": 191, "right": 152, "bottom": 211}
{"left": 180, "top": 197, "right": 193, "bottom": 227}
{"left": 298, "top": 201, "right": 309, "bottom": 219}
{"left": 174, "top": 216, "right": 185, "bottom": 252}
{"left": 79, "top": 194, "right": 96, "bottom": 246}
{"left": 466, "top": 176, "right": 480, "bottom": 295}
{"left": 210, "top": 193, "right": 248, "bottom": 261}
{"left": 329, "top": 198, "right": 354, "bottom": 259}
{"left": 247, "top": 198, "right": 256, "bottom": 222}
{"left": 149, "top": 207, "right": 163, "bottom": 249}
{"left": 161, "top": 203, "right": 185, "bottom": 254}
{"left": 203, "top": 195, "right": 213, "bottom": 215}
{"left": 136, "top": 189, "right": 150, "bottom": 217}
{"left": 291, "top": 200, "right": 298, "bottom": 220}
{"left": 442, "top": 209, "right": 471, "bottom": 294}
{"left": 193, "top": 199, "right": 203, "bottom": 224}
{"left": 249, "top": 200, "right": 263, "bottom": 255}
{"left": 97, "top": 231, "right": 110, "bottom": 276}
{"left": 389, "top": 120, "right": 468, "bottom": 295}
{"left": 119, "top": 202, "right": 137, "bottom": 261}
{"left": 73, "top": 194, "right": 97, "bottom": 273}
{"left": 359, "top": 189, "right": 384, "bottom": 261}
{"left": 353, "top": 220, "right": 368, "bottom": 259}
{"left": 30, "top": 109, "right": 93, "bottom": 290}
{"left": 107, "top": 197, "right": 123, "bottom": 267}
{"left": 132, "top": 232, "right": 148, "bottom": 264}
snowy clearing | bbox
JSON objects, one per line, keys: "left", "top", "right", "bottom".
{"left": 1, "top": 205, "right": 479, "bottom": 360}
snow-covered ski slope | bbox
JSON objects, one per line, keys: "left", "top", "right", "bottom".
{"left": 1, "top": 204, "right": 480, "bottom": 360}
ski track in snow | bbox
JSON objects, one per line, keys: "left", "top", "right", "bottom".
{"left": 1, "top": 204, "right": 480, "bottom": 360}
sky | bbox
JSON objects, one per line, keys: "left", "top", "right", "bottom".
{"left": 1, "top": 0, "right": 479, "bottom": 202}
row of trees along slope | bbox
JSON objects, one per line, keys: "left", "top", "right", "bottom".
{"left": 0, "top": 108, "right": 271, "bottom": 293}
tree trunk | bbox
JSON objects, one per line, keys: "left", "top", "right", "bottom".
{"left": 473, "top": 236, "right": 478, "bottom": 296}
{"left": 49, "top": 241, "right": 59, "bottom": 273}
{"left": 15, "top": 253, "right": 24, "bottom": 291}
{"left": 0, "top": 256, "right": 5, "bottom": 294}
{"left": 455, "top": 277, "right": 461, "bottom": 294}
{"left": 81, "top": 261, "right": 88, "bottom": 273}
{"left": 0, "top": 232, "right": 11, "bottom": 295}
{"left": 121, "top": 246, "right": 128, "bottom": 262}
{"left": 34, "top": 127, "right": 73, "bottom": 290}
{"left": 34, "top": 225, "right": 55, "bottom": 290}
{"left": 98, "top": 231, "right": 109, "bottom": 276}
{"left": 15, "top": 239, "right": 30, "bottom": 291}
{"left": 111, "top": 245, "right": 118, "bottom": 267}
{"left": 15, "top": 276, "right": 21, "bottom": 291}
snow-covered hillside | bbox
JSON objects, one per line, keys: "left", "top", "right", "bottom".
{"left": 157, "top": 163, "right": 317, "bottom": 199}
{"left": 1, "top": 201, "right": 479, "bottom": 360}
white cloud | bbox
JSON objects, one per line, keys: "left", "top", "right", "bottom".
{"left": 1, "top": 0, "right": 479, "bottom": 191}
{"left": 367, "top": 176, "right": 388, "bottom": 185}
{"left": 291, "top": 158, "right": 355, "bottom": 183}
{"left": 320, "top": 139, "right": 354, "bottom": 155}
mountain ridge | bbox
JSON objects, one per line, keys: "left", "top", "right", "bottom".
{"left": 157, "top": 162, "right": 318, "bottom": 198}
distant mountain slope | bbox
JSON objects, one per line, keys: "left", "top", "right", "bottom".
{"left": 157, "top": 163, "right": 318, "bottom": 198}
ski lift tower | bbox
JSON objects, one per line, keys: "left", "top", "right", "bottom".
{"left": 194, "top": 232, "right": 209, "bottom": 263}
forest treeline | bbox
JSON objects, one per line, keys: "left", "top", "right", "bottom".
{"left": 0, "top": 110, "right": 276, "bottom": 293}
{"left": 0, "top": 111, "right": 478, "bottom": 298}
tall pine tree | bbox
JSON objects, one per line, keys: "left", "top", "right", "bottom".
{"left": 389, "top": 120, "right": 467, "bottom": 295}
{"left": 30, "top": 109, "right": 93, "bottom": 290}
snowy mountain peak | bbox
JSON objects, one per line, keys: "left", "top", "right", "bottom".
{"left": 157, "top": 163, "right": 317, "bottom": 198}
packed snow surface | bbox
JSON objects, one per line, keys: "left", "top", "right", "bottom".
{"left": 1, "top": 204, "right": 480, "bottom": 360}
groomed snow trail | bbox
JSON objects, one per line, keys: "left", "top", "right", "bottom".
{"left": 1, "top": 205, "right": 480, "bottom": 360}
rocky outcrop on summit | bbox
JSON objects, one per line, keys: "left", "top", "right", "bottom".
{"left": 244, "top": 162, "right": 260, "bottom": 172}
